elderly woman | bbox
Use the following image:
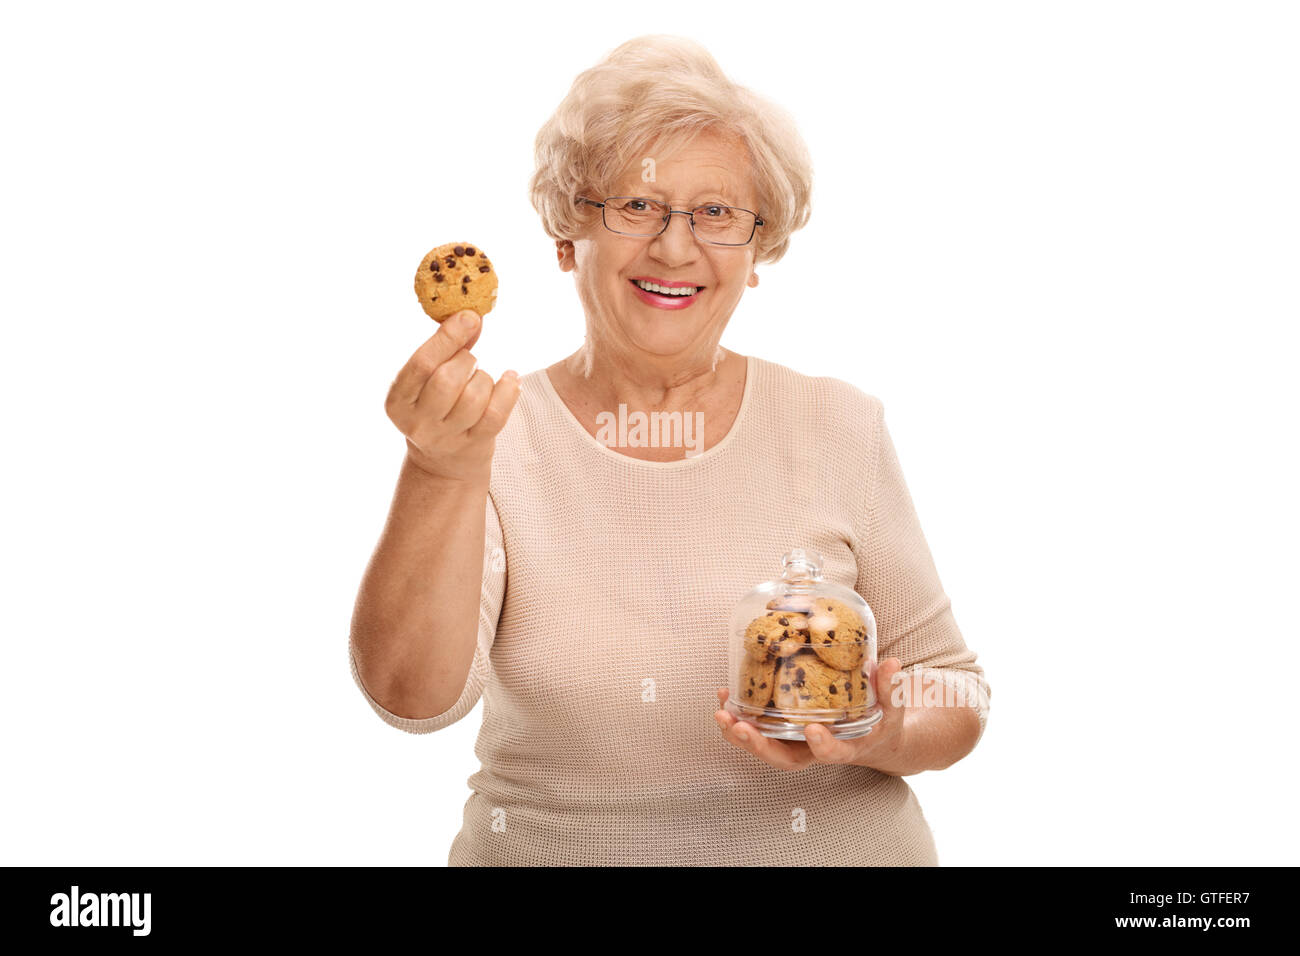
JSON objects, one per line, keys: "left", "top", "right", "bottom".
{"left": 349, "top": 35, "right": 990, "bottom": 866}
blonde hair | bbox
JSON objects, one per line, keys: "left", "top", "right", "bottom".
{"left": 528, "top": 35, "right": 813, "bottom": 264}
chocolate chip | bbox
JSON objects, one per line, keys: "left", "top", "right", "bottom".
{"left": 430, "top": 295, "right": 437, "bottom": 300}
{"left": 465, "top": 246, "right": 475, "bottom": 255}
{"left": 823, "top": 639, "right": 831, "bottom": 645}
{"left": 828, "top": 629, "right": 836, "bottom": 638}
{"left": 433, "top": 273, "right": 444, "bottom": 282}
{"left": 479, "top": 251, "right": 486, "bottom": 257}
{"left": 478, "top": 265, "right": 490, "bottom": 273}
{"left": 780, "top": 683, "right": 791, "bottom": 692}
{"left": 803, "top": 635, "right": 810, "bottom": 643}
{"left": 778, "top": 617, "right": 788, "bottom": 626}
{"left": 829, "top": 684, "right": 838, "bottom": 694}
{"left": 759, "top": 681, "right": 767, "bottom": 689}
{"left": 429, "top": 262, "right": 437, "bottom": 271}
{"left": 445, "top": 256, "right": 456, "bottom": 268}
{"left": 463, "top": 276, "right": 471, "bottom": 283}
{"left": 794, "top": 667, "right": 806, "bottom": 685}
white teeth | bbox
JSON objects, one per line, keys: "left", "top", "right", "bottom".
{"left": 634, "top": 279, "right": 699, "bottom": 296}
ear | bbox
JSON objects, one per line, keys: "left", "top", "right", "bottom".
{"left": 747, "top": 272, "right": 759, "bottom": 288}
{"left": 556, "top": 239, "right": 576, "bottom": 273}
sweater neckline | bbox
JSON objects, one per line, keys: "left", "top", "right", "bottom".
{"left": 536, "top": 354, "right": 756, "bottom": 469}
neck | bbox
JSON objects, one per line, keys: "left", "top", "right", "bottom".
{"left": 563, "top": 338, "right": 731, "bottom": 409}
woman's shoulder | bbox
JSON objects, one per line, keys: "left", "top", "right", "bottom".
{"left": 748, "top": 355, "right": 884, "bottom": 433}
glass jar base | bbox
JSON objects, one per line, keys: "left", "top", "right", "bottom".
{"left": 726, "top": 701, "right": 883, "bottom": 741}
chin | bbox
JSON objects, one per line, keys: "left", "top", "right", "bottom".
{"left": 623, "top": 322, "right": 705, "bottom": 357}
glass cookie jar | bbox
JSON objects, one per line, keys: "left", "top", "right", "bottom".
{"left": 726, "top": 548, "right": 881, "bottom": 740}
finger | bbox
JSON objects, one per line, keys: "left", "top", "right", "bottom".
{"left": 412, "top": 349, "right": 479, "bottom": 422}
{"left": 389, "top": 311, "right": 482, "bottom": 407}
{"left": 802, "top": 721, "right": 857, "bottom": 763}
{"left": 715, "top": 687, "right": 736, "bottom": 730}
{"left": 461, "top": 318, "right": 483, "bottom": 353}
{"left": 434, "top": 309, "right": 483, "bottom": 358}
{"left": 723, "top": 719, "right": 812, "bottom": 771}
{"left": 443, "top": 368, "right": 495, "bottom": 432}
{"left": 721, "top": 717, "right": 763, "bottom": 753}
{"left": 877, "top": 657, "right": 906, "bottom": 720}
{"left": 466, "top": 369, "right": 522, "bottom": 440}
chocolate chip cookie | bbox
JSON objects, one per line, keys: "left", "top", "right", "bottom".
{"left": 772, "top": 650, "right": 854, "bottom": 724}
{"left": 765, "top": 593, "right": 817, "bottom": 616}
{"left": 743, "top": 610, "right": 809, "bottom": 661}
{"left": 841, "top": 660, "right": 875, "bottom": 717}
{"left": 413, "top": 242, "right": 498, "bottom": 322}
{"left": 806, "top": 596, "right": 868, "bottom": 671}
{"left": 736, "top": 651, "right": 778, "bottom": 713}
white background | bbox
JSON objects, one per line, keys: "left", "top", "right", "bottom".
{"left": 2, "top": 0, "right": 1296, "bottom": 866}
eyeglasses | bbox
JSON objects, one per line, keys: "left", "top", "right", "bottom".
{"left": 575, "top": 196, "right": 765, "bottom": 247}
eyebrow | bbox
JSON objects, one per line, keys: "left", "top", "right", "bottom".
{"left": 624, "top": 188, "right": 739, "bottom": 204}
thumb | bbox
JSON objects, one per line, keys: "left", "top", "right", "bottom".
{"left": 432, "top": 309, "right": 482, "bottom": 360}
{"left": 875, "top": 657, "right": 906, "bottom": 717}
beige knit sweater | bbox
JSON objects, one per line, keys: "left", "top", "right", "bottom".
{"left": 350, "top": 355, "right": 990, "bottom": 866}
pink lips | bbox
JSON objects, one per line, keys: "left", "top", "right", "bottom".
{"left": 629, "top": 278, "right": 704, "bottom": 310}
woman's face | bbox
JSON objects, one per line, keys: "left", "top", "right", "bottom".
{"left": 559, "top": 130, "right": 760, "bottom": 364}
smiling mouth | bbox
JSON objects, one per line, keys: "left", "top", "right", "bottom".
{"left": 630, "top": 278, "right": 704, "bottom": 297}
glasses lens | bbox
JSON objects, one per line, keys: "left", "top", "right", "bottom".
{"left": 604, "top": 197, "right": 669, "bottom": 236}
{"left": 691, "top": 205, "right": 756, "bottom": 245}
{"left": 600, "top": 198, "right": 757, "bottom": 245}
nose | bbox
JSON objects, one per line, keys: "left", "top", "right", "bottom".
{"left": 649, "top": 209, "right": 700, "bottom": 260}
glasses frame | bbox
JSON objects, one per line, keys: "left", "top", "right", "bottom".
{"left": 576, "top": 196, "right": 765, "bottom": 247}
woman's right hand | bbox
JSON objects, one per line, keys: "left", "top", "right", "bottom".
{"left": 385, "top": 309, "right": 521, "bottom": 483}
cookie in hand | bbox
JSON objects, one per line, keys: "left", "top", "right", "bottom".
{"left": 413, "top": 242, "right": 498, "bottom": 322}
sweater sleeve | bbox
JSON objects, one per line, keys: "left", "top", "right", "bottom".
{"left": 349, "top": 492, "right": 505, "bottom": 735}
{"left": 854, "top": 398, "right": 990, "bottom": 748}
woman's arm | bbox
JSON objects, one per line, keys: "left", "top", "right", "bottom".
{"left": 350, "top": 459, "right": 492, "bottom": 720}
{"left": 349, "top": 311, "right": 519, "bottom": 722}
{"left": 714, "top": 388, "right": 990, "bottom": 772}
{"left": 854, "top": 398, "right": 991, "bottom": 752}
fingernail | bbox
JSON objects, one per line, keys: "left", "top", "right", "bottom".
{"left": 459, "top": 310, "right": 479, "bottom": 329}
{"left": 502, "top": 369, "right": 518, "bottom": 382}
{"left": 734, "top": 728, "right": 748, "bottom": 743}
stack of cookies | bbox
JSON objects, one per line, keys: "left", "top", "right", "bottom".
{"left": 737, "top": 595, "right": 872, "bottom": 725}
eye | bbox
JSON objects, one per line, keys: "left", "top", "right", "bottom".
{"left": 698, "top": 205, "right": 729, "bottom": 218}
{"left": 625, "top": 199, "right": 651, "bottom": 212}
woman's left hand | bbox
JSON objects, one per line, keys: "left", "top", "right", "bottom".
{"left": 714, "top": 657, "right": 907, "bottom": 772}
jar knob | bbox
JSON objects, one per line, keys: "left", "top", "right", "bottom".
{"left": 780, "top": 548, "right": 824, "bottom": 581}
